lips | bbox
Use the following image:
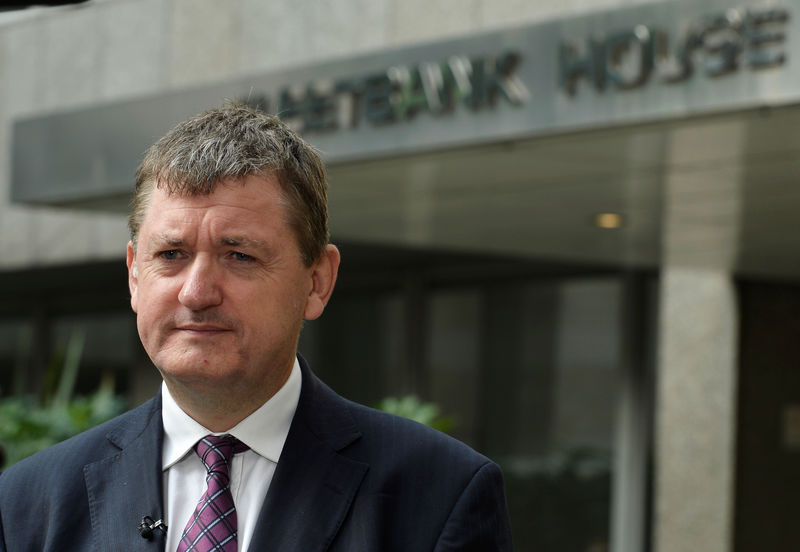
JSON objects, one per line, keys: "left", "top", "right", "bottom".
{"left": 175, "top": 324, "right": 232, "bottom": 336}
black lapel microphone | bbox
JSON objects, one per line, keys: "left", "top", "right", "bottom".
{"left": 138, "top": 516, "right": 168, "bottom": 540}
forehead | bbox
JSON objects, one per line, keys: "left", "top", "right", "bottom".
{"left": 139, "top": 175, "right": 291, "bottom": 238}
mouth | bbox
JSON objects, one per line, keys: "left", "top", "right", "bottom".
{"left": 175, "top": 325, "right": 232, "bottom": 336}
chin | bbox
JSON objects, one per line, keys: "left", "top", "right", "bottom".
{"left": 157, "top": 357, "right": 237, "bottom": 383}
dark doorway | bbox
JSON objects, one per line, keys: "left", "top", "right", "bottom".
{"left": 735, "top": 280, "right": 800, "bottom": 551}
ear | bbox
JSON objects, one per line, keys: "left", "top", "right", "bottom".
{"left": 304, "top": 244, "right": 340, "bottom": 320}
{"left": 126, "top": 241, "right": 139, "bottom": 313}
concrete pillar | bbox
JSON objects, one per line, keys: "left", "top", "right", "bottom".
{"left": 653, "top": 268, "right": 738, "bottom": 552}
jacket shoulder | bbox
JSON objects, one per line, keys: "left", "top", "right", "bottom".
{"left": 329, "top": 399, "right": 513, "bottom": 551}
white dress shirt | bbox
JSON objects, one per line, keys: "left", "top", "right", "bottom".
{"left": 161, "top": 358, "right": 301, "bottom": 552}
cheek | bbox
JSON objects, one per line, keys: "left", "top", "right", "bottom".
{"left": 136, "top": 313, "right": 153, "bottom": 350}
{"left": 133, "top": 284, "right": 169, "bottom": 331}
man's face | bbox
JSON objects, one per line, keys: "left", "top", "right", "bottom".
{"left": 127, "top": 174, "right": 336, "bottom": 402}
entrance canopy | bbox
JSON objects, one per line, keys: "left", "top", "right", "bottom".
{"left": 327, "top": 104, "right": 800, "bottom": 279}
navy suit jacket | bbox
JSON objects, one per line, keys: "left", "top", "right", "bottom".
{"left": 0, "top": 357, "right": 513, "bottom": 551}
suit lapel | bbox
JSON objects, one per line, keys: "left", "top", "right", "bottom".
{"left": 247, "top": 358, "right": 368, "bottom": 552}
{"left": 84, "top": 396, "right": 167, "bottom": 551}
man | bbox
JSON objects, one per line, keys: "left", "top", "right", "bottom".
{"left": 0, "top": 105, "right": 513, "bottom": 551}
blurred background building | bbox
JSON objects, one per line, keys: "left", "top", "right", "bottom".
{"left": 0, "top": 0, "right": 798, "bottom": 550}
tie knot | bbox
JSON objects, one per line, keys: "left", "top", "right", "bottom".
{"left": 195, "top": 434, "right": 249, "bottom": 475}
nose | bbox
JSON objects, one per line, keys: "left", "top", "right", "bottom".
{"left": 178, "top": 256, "right": 223, "bottom": 311}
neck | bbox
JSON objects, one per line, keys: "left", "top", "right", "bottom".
{"left": 162, "top": 364, "right": 293, "bottom": 432}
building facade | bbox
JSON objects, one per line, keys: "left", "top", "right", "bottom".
{"left": 1, "top": 0, "right": 799, "bottom": 550}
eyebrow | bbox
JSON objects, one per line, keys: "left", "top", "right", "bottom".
{"left": 149, "top": 234, "right": 184, "bottom": 248}
{"left": 146, "top": 234, "right": 272, "bottom": 253}
{"left": 220, "top": 236, "right": 270, "bottom": 251}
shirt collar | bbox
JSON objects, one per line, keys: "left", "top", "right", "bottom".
{"left": 161, "top": 357, "right": 302, "bottom": 470}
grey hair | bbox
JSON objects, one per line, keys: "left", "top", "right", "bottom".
{"left": 128, "top": 103, "right": 329, "bottom": 266}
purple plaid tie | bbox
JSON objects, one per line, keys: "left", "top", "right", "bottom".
{"left": 177, "top": 434, "right": 249, "bottom": 552}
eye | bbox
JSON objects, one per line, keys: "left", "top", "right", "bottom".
{"left": 158, "top": 250, "right": 181, "bottom": 260}
{"left": 231, "top": 251, "right": 254, "bottom": 262}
